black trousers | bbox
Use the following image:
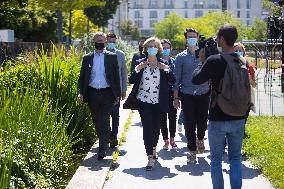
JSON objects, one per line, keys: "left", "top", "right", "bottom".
{"left": 87, "top": 87, "right": 115, "bottom": 156}
{"left": 138, "top": 100, "right": 161, "bottom": 156}
{"left": 160, "top": 93, "right": 177, "bottom": 140}
{"left": 180, "top": 92, "right": 210, "bottom": 151}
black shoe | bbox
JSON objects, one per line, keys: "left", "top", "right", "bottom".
{"left": 97, "top": 154, "right": 106, "bottom": 161}
{"left": 110, "top": 138, "right": 118, "bottom": 148}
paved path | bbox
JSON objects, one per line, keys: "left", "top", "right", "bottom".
{"left": 66, "top": 104, "right": 131, "bottom": 189}
{"left": 103, "top": 111, "right": 275, "bottom": 189}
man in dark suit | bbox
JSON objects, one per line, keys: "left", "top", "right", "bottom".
{"left": 77, "top": 32, "right": 121, "bottom": 160}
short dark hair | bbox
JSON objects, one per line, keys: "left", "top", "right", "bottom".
{"left": 161, "top": 39, "right": 172, "bottom": 47}
{"left": 217, "top": 24, "right": 238, "bottom": 47}
{"left": 106, "top": 32, "right": 117, "bottom": 39}
{"left": 184, "top": 28, "right": 199, "bottom": 38}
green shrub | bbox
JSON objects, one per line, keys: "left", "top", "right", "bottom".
{"left": 0, "top": 45, "right": 95, "bottom": 188}
{"left": 243, "top": 116, "right": 284, "bottom": 189}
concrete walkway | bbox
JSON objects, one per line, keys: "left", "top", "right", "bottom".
{"left": 103, "top": 110, "right": 275, "bottom": 189}
{"left": 66, "top": 105, "right": 131, "bottom": 189}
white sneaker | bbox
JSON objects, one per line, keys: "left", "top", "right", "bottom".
{"left": 177, "top": 124, "right": 183, "bottom": 133}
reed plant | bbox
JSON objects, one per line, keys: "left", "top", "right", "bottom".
{"left": 0, "top": 45, "right": 95, "bottom": 188}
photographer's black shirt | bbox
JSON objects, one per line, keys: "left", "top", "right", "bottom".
{"left": 192, "top": 53, "right": 246, "bottom": 121}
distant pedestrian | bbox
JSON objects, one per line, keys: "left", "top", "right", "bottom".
{"left": 160, "top": 39, "right": 178, "bottom": 150}
{"left": 106, "top": 32, "right": 128, "bottom": 148}
{"left": 126, "top": 36, "right": 175, "bottom": 171}
{"left": 130, "top": 39, "right": 146, "bottom": 72}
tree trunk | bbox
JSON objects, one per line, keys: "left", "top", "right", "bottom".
{"left": 69, "top": 9, "right": 72, "bottom": 45}
{"left": 87, "top": 18, "right": 90, "bottom": 46}
{"left": 56, "top": 10, "right": 63, "bottom": 43}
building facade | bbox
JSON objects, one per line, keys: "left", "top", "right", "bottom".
{"left": 108, "top": 0, "right": 263, "bottom": 37}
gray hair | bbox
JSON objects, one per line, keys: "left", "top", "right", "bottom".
{"left": 93, "top": 32, "right": 106, "bottom": 39}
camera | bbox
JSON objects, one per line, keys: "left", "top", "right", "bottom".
{"left": 195, "top": 37, "right": 219, "bottom": 59}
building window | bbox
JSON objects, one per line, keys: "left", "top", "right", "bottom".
{"left": 134, "top": 0, "right": 143, "bottom": 8}
{"left": 135, "top": 20, "right": 143, "bottom": 28}
{"left": 208, "top": 0, "right": 219, "bottom": 8}
{"left": 246, "top": 20, "right": 250, "bottom": 26}
{"left": 141, "top": 29, "right": 151, "bottom": 36}
{"left": 194, "top": 0, "right": 204, "bottom": 9}
{"left": 149, "top": 0, "right": 158, "bottom": 8}
{"left": 246, "top": 11, "right": 250, "bottom": 18}
{"left": 237, "top": 0, "right": 240, "bottom": 9}
{"left": 184, "top": 1, "right": 188, "bottom": 8}
{"left": 150, "top": 20, "right": 157, "bottom": 28}
{"left": 164, "top": 0, "right": 174, "bottom": 8}
{"left": 135, "top": 11, "right": 141, "bottom": 18}
{"left": 150, "top": 11, "right": 158, "bottom": 18}
{"left": 247, "top": 0, "right": 251, "bottom": 9}
{"left": 237, "top": 11, "right": 240, "bottom": 18}
{"left": 165, "top": 10, "right": 170, "bottom": 17}
{"left": 195, "top": 10, "right": 203, "bottom": 18}
{"left": 184, "top": 11, "right": 188, "bottom": 18}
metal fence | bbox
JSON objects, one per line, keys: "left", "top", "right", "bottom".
{"left": 0, "top": 42, "right": 52, "bottom": 64}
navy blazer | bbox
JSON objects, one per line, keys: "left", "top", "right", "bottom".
{"left": 128, "top": 57, "right": 176, "bottom": 113}
{"left": 77, "top": 51, "right": 121, "bottom": 102}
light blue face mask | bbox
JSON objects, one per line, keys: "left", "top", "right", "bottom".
{"left": 106, "top": 42, "right": 116, "bottom": 50}
{"left": 162, "top": 49, "right": 171, "bottom": 56}
{"left": 187, "top": 38, "right": 198, "bottom": 47}
{"left": 147, "top": 47, "right": 158, "bottom": 56}
{"left": 235, "top": 51, "right": 244, "bottom": 57}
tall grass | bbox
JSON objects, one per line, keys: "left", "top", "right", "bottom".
{"left": 0, "top": 45, "right": 95, "bottom": 188}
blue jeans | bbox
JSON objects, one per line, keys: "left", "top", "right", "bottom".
{"left": 208, "top": 119, "right": 245, "bottom": 189}
{"left": 110, "top": 103, "right": 120, "bottom": 139}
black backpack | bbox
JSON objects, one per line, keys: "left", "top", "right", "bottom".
{"left": 214, "top": 54, "right": 251, "bottom": 116}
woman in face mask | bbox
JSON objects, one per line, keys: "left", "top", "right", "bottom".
{"left": 160, "top": 39, "right": 179, "bottom": 150}
{"left": 125, "top": 37, "right": 175, "bottom": 171}
{"left": 234, "top": 42, "right": 256, "bottom": 120}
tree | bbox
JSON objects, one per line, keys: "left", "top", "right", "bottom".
{"left": 0, "top": 0, "right": 57, "bottom": 42}
{"left": 154, "top": 11, "right": 251, "bottom": 49}
{"left": 154, "top": 13, "right": 186, "bottom": 49}
{"left": 247, "top": 18, "right": 267, "bottom": 41}
{"left": 65, "top": 10, "right": 98, "bottom": 39}
{"left": 35, "top": 0, "right": 105, "bottom": 44}
{"left": 262, "top": 0, "right": 282, "bottom": 16}
{"left": 84, "top": 0, "right": 120, "bottom": 29}
{"left": 120, "top": 20, "right": 140, "bottom": 40}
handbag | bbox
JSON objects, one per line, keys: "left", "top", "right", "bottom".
{"left": 123, "top": 92, "right": 138, "bottom": 110}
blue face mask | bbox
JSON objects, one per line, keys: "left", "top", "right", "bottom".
{"left": 187, "top": 38, "right": 198, "bottom": 47}
{"left": 106, "top": 42, "right": 116, "bottom": 50}
{"left": 147, "top": 47, "right": 158, "bottom": 56}
{"left": 162, "top": 49, "right": 171, "bottom": 56}
{"left": 235, "top": 51, "right": 244, "bottom": 57}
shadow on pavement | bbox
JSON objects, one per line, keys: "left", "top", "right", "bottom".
{"left": 131, "top": 121, "right": 142, "bottom": 127}
{"left": 175, "top": 157, "right": 211, "bottom": 176}
{"left": 222, "top": 163, "right": 260, "bottom": 179}
{"left": 80, "top": 146, "right": 115, "bottom": 171}
{"left": 122, "top": 161, "right": 178, "bottom": 180}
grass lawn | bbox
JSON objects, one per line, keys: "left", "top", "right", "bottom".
{"left": 243, "top": 116, "right": 284, "bottom": 189}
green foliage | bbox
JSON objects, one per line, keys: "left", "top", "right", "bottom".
{"left": 84, "top": 0, "right": 120, "bottom": 27}
{"left": 247, "top": 18, "right": 267, "bottom": 41}
{"left": 0, "top": 0, "right": 57, "bottom": 42}
{"left": 34, "top": 0, "right": 105, "bottom": 12}
{"left": 0, "top": 45, "right": 95, "bottom": 188}
{"left": 243, "top": 116, "right": 284, "bottom": 189}
{"left": 155, "top": 11, "right": 253, "bottom": 49}
{"left": 154, "top": 13, "right": 186, "bottom": 49}
{"left": 120, "top": 20, "right": 140, "bottom": 40}
{"left": 65, "top": 10, "right": 98, "bottom": 39}
{"left": 262, "top": 0, "right": 282, "bottom": 16}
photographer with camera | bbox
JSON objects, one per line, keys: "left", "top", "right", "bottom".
{"left": 173, "top": 28, "right": 210, "bottom": 163}
{"left": 192, "top": 24, "right": 250, "bottom": 189}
